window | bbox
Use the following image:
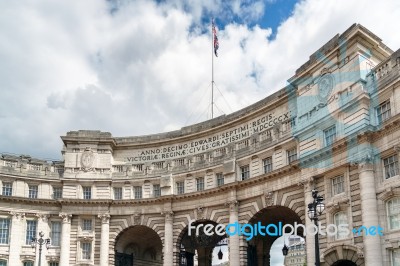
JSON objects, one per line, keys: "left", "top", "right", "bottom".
{"left": 0, "top": 260, "right": 6, "bottom": 266}
{"left": 82, "top": 186, "right": 91, "bottom": 199}
{"left": 0, "top": 218, "right": 10, "bottom": 244}
{"left": 287, "top": 148, "right": 297, "bottom": 164}
{"left": 377, "top": 101, "right": 391, "bottom": 123}
{"left": 81, "top": 242, "right": 92, "bottom": 260}
{"left": 384, "top": 155, "right": 399, "bottom": 179}
{"left": 333, "top": 212, "right": 348, "bottom": 240}
{"left": 216, "top": 173, "right": 224, "bottom": 186}
{"left": 134, "top": 186, "right": 142, "bottom": 199}
{"left": 49, "top": 262, "right": 59, "bottom": 266}
{"left": 114, "top": 165, "right": 123, "bottom": 172}
{"left": 388, "top": 198, "right": 400, "bottom": 230}
{"left": 391, "top": 248, "right": 400, "bottom": 266}
{"left": 331, "top": 175, "right": 344, "bottom": 195}
{"left": 28, "top": 185, "right": 38, "bottom": 199}
{"left": 50, "top": 221, "right": 61, "bottom": 246}
{"left": 2, "top": 182, "right": 12, "bottom": 196}
{"left": 23, "top": 262, "right": 33, "bottom": 266}
{"left": 240, "top": 165, "right": 250, "bottom": 180}
{"left": 153, "top": 184, "right": 161, "bottom": 197}
{"left": 196, "top": 177, "right": 204, "bottom": 191}
{"left": 324, "top": 126, "right": 336, "bottom": 146}
{"left": 176, "top": 181, "right": 184, "bottom": 195}
{"left": 263, "top": 157, "right": 273, "bottom": 174}
{"left": 82, "top": 219, "right": 92, "bottom": 231}
{"left": 52, "top": 187, "right": 62, "bottom": 199}
{"left": 26, "top": 220, "right": 37, "bottom": 245}
{"left": 113, "top": 187, "right": 123, "bottom": 200}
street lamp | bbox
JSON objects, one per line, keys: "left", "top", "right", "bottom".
{"left": 282, "top": 244, "right": 289, "bottom": 256}
{"left": 31, "top": 231, "right": 51, "bottom": 266}
{"left": 307, "top": 189, "right": 324, "bottom": 266}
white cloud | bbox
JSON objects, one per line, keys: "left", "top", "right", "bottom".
{"left": 0, "top": 0, "right": 399, "bottom": 159}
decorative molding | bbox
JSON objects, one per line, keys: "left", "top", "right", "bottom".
{"left": 59, "top": 212, "right": 72, "bottom": 223}
{"left": 161, "top": 211, "right": 174, "bottom": 221}
{"left": 264, "top": 190, "right": 275, "bottom": 206}
{"left": 356, "top": 245, "right": 364, "bottom": 258}
{"left": 225, "top": 200, "right": 239, "bottom": 213}
{"left": 195, "top": 206, "right": 205, "bottom": 220}
{"left": 325, "top": 196, "right": 350, "bottom": 213}
{"left": 20, "top": 254, "right": 36, "bottom": 261}
{"left": 81, "top": 147, "right": 95, "bottom": 172}
{"left": 46, "top": 255, "right": 60, "bottom": 262}
{"left": 9, "top": 211, "right": 25, "bottom": 220}
{"left": 98, "top": 213, "right": 110, "bottom": 224}
{"left": 132, "top": 213, "right": 142, "bottom": 225}
{"left": 35, "top": 213, "right": 50, "bottom": 222}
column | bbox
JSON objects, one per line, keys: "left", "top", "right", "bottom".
{"left": 163, "top": 211, "right": 174, "bottom": 266}
{"left": 358, "top": 162, "right": 383, "bottom": 265}
{"left": 8, "top": 212, "right": 25, "bottom": 266}
{"left": 98, "top": 213, "right": 110, "bottom": 266}
{"left": 35, "top": 214, "right": 50, "bottom": 266}
{"left": 59, "top": 213, "right": 72, "bottom": 266}
{"left": 302, "top": 180, "right": 316, "bottom": 266}
{"left": 227, "top": 200, "right": 240, "bottom": 266}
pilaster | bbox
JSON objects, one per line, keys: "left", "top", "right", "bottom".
{"left": 59, "top": 212, "right": 72, "bottom": 266}
{"left": 98, "top": 213, "right": 110, "bottom": 266}
{"left": 8, "top": 212, "right": 25, "bottom": 266}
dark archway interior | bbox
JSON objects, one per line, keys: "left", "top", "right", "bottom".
{"left": 247, "top": 206, "right": 303, "bottom": 266}
{"left": 331, "top": 260, "right": 357, "bottom": 266}
{"left": 115, "top": 225, "right": 163, "bottom": 266}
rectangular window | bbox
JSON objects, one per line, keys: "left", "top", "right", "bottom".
{"left": 113, "top": 187, "right": 123, "bottom": 200}
{"left": 2, "top": 182, "right": 12, "bottom": 196}
{"left": 82, "top": 219, "right": 92, "bottom": 231}
{"left": 388, "top": 198, "right": 400, "bottom": 230}
{"left": 28, "top": 185, "right": 38, "bottom": 199}
{"left": 82, "top": 186, "right": 91, "bottom": 199}
{"left": 334, "top": 212, "right": 348, "bottom": 240}
{"left": 134, "top": 186, "right": 142, "bottom": 199}
{"left": 0, "top": 218, "right": 10, "bottom": 244}
{"left": 331, "top": 175, "right": 344, "bottom": 195}
{"left": 287, "top": 148, "right": 297, "bottom": 164}
{"left": 50, "top": 221, "right": 61, "bottom": 246}
{"left": 377, "top": 101, "right": 391, "bottom": 123}
{"left": 26, "top": 220, "right": 37, "bottom": 245}
{"left": 81, "top": 242, "right": 91, "bottom": 260}
{"left": 176, "top": 181, "right": 184, "bottom": 195}
{"left": 196, "top": 177, "right": 204, "bottom": 191}
{"left": 216, "top": 173, "right": 224, "bottom": 186}
{"left": 52, "top": 187, "right": 62, "bottom": 199}
{"left": 263, "top": 157, "right": 273, "bottom": 174}
{"left": 324, "top": 126, "right": 336, "bottom": 146}
{"left": 240, "top": 165, "right": 250, "bottom": 180}
{"left": 23, "top": 262, "right": 33, "bottom": 266}
{"left": 392, "top": 248, "right": 400, "bottom": 266}
{"left": 153, "top": 184, "right": 161, "bottom": 198}
{"left": 384, "top": 155, "right": 399, "bottom": 179}
{"left": 49, "top": 262, "right": 60, "bottom": 266}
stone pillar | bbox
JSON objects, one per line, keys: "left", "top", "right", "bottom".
{"left": 9, "top": 212, "right": 25, "bottom": 266}
{"left": 302, "top": 179, "right": 316, "bottom": 266}
{"left": 163, "top": 211, "right": 174, "bottom": 266}
{"left": 35, "top": 214, "right": 50, "bottom": 266}
{"left": 59, "top": 213, "right": 72, "bottom": 266}
{"left": 358, "top": 162, "right": 383, "bottom": 265}
{"left": 98, "top": 213, "right": 110, "bottom": 266}
{"left": 227, "top": 200, "right": 240, "bottom": 266}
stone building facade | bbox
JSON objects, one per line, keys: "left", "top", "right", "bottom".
{"left": 1, "top": 24, "right": 400, "bottom": 266}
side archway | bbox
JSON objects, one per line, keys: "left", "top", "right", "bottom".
{"left": 323, "top": 245, "right": 364, "bottom": 266}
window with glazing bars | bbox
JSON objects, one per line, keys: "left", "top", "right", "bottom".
{"left": 331, "top": 175, "right": 344, "bottom": 195}
{"left": 50, "top": 221, "right": 61, "bottom": 246}
{"left": 196, "top": 177, "right": 204, "bottom": 191}
{"left": 2, "top": 182, "right": 12, "bottom": 196}
{"left": 216, "top": 173, "right": 224, "bottom": 186}
{"left": 324, "top": 126, "right": 336, "bottom": 146}
{"left": 153, "top": 184, "right": 161, "bottom": 197}
{"left": 82, "top": 186, "right": 91, "bottom": 199}
{"left": 25, "top": 220, "right": 37, "bottom": 245}
{"left": 384, "top": 155, "right": 399, "bottom": 179}
{"left": 263, "top": 157, "right": 273, "bottom": 173}
{"left": 176, "top": 181, "right": 184, "bottom": 195}
{"left": 28, "top": 185, "right": 38, "bottom": 199}
{"left": 377, "top": 101, "right": 391, "bottom": 123}
{"left": 81, "top": 242, "right": 91, "bottom": 260}
{"left": 82, "top": 219, "right": 92, "bottom": 231}
{"left": 52, "top": 187, "right": 62, "bottom": 199}
{"left": 0, "top": 218, "right": 10, "bottom": 244}
{"left": 287, "top": 148, "right": 297, "bottom": 164}
{"left": 240, "top": 165, "right": 250, "bottom": 180}
{"left": 134, "top": 186, "right": 142, "bottom": 199}
{"left": 113, "top": 187, "right": 122, "bottom": 200}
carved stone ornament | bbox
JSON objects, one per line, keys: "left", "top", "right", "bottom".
{"left": 46, "top": 255, "right": 60, "bottom": 262}
{"left": 98, "top": 213, "right": 110, "bottom": 224}
{"left": 356, "top": 245, "right": 364, "bottom": 258}
{"left": 264, "top": 191, "right": 275, "bottom": 206}
{"left": 59, "top": 212, "right": 72, "bottom": 223}
{"left": 132, "top": 213, "right": 142, "bottom": 225}
{"left": 35, "top": 213, "right": 49, "bottom": 222}
{"left": 225, "top": 200, "right": 239, "bottom": 213}
{"left": 9, "top": 211, "right": 25, "bottom": 220}
{"left": 161, "top": 211, "right": 174, "bottom": 221}
{"left": 317, "top": 74, "right": 334, "bottom": 103}
{"left": 81, "top": 147, "right": 95, "bottom": 172}
{"left": 195, "top": 206, "right": 205, "bottom": 220}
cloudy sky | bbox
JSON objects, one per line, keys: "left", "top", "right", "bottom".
{"left": 1, "top": 0, "right": 400, "bottom": 163}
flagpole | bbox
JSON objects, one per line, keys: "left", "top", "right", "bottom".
{"left": 211, "top": 18, "right": 214, "bottom": 119}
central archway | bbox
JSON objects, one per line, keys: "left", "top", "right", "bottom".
{"left": 114, "top": 225, "right": 162, "bottom": 266}
{"left": 331, "top": 260, "right": 357, "bottom": 266}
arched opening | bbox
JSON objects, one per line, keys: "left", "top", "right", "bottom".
{"left": 247, "top": 206, "right": 304, "bottom": 266}
{"left": 331, "top": 260, "right": 357, "bottom": 266}
{"left": 114, "top": 225, "right": 162, "bottom": 266}
{"left": 178, "top": 220, "right": 228, "bottom": 266}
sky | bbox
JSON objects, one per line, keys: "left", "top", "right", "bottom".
{"left": 1, "top": 0, "right": 399, "bottom": 264}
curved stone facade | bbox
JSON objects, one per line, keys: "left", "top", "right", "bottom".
{"left": 1, "top": 23, "right": 400, "bottom": 266}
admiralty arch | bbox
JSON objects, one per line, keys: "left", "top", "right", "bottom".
{"left": 1, "top": 24, "right": 400, "bottom": 266}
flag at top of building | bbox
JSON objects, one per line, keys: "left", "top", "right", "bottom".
{"left": 212, "top": 19, "right": 219, "bottom": 57}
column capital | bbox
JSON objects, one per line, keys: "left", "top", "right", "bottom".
{"left": 98, "top": 213, "right": 110, "bottom": 224}
{"left": 9, "top": 211, "right": 25, "bottom": 220}
{"left": 161, "top": 211, "right": 174, "bottom": 221}
{"left": 225, "top": 200, "right": 239, "bottom": 212}
{"left": 35, "top": 213, "right": 50, "bottom": 222}
{"left": 59, "top": 212, "right": 72, "bottom": 224}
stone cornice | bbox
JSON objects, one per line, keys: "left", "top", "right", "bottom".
{"left": 0, "top": 195, "right": 60, "bottom": 205}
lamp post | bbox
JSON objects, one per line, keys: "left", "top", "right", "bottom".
{"left": 31, "top": 231, "right": 51, "bottom": 266}
{"left": 307, "top": 189, "right": 325, "bottom": 266}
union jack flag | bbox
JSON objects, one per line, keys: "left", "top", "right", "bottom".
{"left": 212, "top": 19, "right": 219, "bottom": 57}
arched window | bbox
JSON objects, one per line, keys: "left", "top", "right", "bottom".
{"left": 388, "top": 198, "right": 400, "bottom": 230}
{"left": 23, "top": 261, "right": 34, "bottom": 266}
{"left": 0, "top": 260, "right": 7, "bottom": 266}
{"left": 334, "top": 211, "right": 348, "bottom": 240}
